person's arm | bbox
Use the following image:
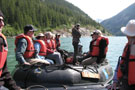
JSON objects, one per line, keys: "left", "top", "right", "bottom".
{"left": 99, "top": 39, "right": 107, "bottom": 58}
{"left": 77, "top": 29, "right": 81, "bottom": 38}
{"left": 34, "top": 42, "right": 41, "bottom": 59}
{"left": 113, "top": 57, "right": 121, "bottom": 83}
{"left": 15, "top": 38, "right": 29, "bottom": 64}
{"left": 72, "top": 28, "right": 81, "bottom": 38}
{"left": 0, "top": 37, "right": 4, "bottom": 51}
{"left": 46, "top": 48, "right": 54, "bottom": 54}
{"left": 71, "top": 28, "right": 74, "bottom": 37}
{"left": 113, "top": 65, "right": 119, "bottom": 83}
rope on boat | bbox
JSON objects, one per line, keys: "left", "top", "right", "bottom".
{"left": 26, "top": 85, "right": 48, "bottom": 90}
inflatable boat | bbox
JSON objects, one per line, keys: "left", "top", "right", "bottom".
{"left": 12, "top": 61, "right": 113, "bottom": 90}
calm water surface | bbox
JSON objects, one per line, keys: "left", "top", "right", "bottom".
{"left": 7, "top": 36, "right": 127, "bottom": 73}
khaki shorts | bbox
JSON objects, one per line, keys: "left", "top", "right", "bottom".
{"left": 81, "top": 57, "right": 97, "bottom": 65}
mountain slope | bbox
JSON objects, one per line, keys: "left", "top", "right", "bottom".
{"left": 0, "top": 0, "right": 107, "bottom": 36}
{"left": 101, "top": 3, "right": 135, "bottom": 36}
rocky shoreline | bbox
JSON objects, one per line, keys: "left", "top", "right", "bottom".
{"left": 52, "top": 27, "right": 111, "bottom": 37}
{"left": 7, "top": 27, "right": 110, "bottom": 38}
{"left": 52, "top": 27, "right": 92, "bottom": 37}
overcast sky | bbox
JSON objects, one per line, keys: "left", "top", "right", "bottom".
{"left": 66, "top": 0, "right": 135, "bottom": 20}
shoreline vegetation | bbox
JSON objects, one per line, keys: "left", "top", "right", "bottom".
{"left": 4, "top": 24, "right": 111, "bottom": 38}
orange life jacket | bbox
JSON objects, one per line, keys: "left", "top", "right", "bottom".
{"left": 35, "top": 40, "right": 47, "bottom": 56}
{"left": 90, "top": 36, "right": 109, "bottom": 57}
{"left": 0, "top": 33, "right": 8, "bottom": 77}
{"left": 44, "top": 39, "right": 53, "bottom": 50}
{"left": 15, "top": 34, "right": 35, "bottom": 58}
{"left": 117, "top": 43, "right": 135, "bottom": 85}
{"left": 51, "top": 39, "right": 56, "bottom": 51}
{"left": 66, "top": 56, "right": 73, "bottom": 64}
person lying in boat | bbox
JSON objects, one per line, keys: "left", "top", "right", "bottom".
{"left": 34, "top": 33, "right": 54, "bottom": 64}
{"left": 78, "top": 30, "right": 109, "bottom": 65}
{"left": 15, "top": 25, "right": 50, "bottom": 65}
{"left": 44, "top": 32, "right": 64, "bottom": 65}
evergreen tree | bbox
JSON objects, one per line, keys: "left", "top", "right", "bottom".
{"left": 0, "top": 0, "right": 106, "bottom": 36}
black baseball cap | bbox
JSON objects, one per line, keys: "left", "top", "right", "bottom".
{"left": 24, "top": 25, "right": 37, "bottom": 32}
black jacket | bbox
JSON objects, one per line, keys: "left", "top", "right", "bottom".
{"left": 72, "top": 27, "right": 81, "bottom": 43}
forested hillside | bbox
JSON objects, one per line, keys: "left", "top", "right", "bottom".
{"left": 0, "top": 0, "right": 106, "bottom": 36}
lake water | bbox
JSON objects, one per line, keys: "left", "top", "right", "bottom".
{"left": 7, "top": 36, "right": 127, "bottom": 73}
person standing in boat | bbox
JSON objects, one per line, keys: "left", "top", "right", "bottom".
{"left": 79, "top": 30, "right": 109, "bottom": 65}
{"left": 15, "top": 25, "right": 49, "bottom": 65}
{"left": 109, "top": 19, "right": 135, "bottom": 90}
{"left": 34, "top": 33, "right": 54, "bottom": 64}
{"left": 0, "top": 10, "right": 21, "bottom": 90}
{"left": 72, "top": 23, "right": 81, "bottom": 65}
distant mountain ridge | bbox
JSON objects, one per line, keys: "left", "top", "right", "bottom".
{"left": 101, "top": 3, "right": 135, "bottom": 36}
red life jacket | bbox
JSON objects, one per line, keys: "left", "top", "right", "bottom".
{"left": 117, "top": 43, "right": 135, "bottom": 85}
{"left": 15, "top": 34, "right": 35, "bottom": 58}
{"left": 90, "top": 36, "right": 109, "bottom": 57}
{"left": 44, "top": 39, "right": 53, "bottom": 50}
{"left": 51, "top": 39, "right": 56, "bottom": 51}
{"left": 66, "top": 56, "right": 73, "bottom": 64}
{"left": 35, "top": 40, "right": 47, "bottom": 56}
{"left": 0, "top": 33, "right": 8, "bottom": 77}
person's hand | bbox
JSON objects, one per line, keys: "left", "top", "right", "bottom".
{"left": 83, "top": 53, "right": 87, "bottom": 56}
{"left": 23, "top": 62, "right": 31, "bottom": 65}
{"left": 106, "top": 82, "right": 118, "bottom": 90}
